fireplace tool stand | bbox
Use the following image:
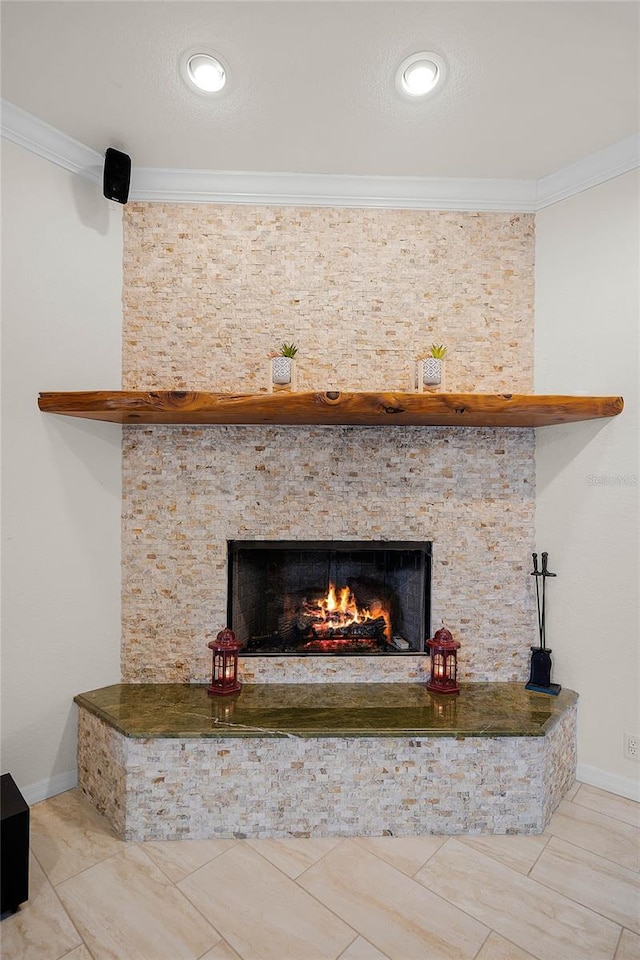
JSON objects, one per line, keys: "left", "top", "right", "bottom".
{"left": 525, "top": 551, "right": 561, "bottom": 696}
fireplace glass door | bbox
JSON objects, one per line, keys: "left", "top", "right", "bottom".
{"left": 228, "top": 541, "right": 431, "bottom": 655}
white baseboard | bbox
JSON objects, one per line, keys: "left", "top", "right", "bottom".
{"left": 21, "top": 769, "right": 78, "bottom": 806}
{"left": 576, "top": 763, "right": 640, "bottom": 803}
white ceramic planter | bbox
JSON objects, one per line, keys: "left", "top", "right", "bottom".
{"left": 422, "top": 357, "right": 442, "bottom": 386}
{"left": 271, "top": 356, "right": 292, "bottom": 385}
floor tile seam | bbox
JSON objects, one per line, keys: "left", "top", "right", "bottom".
{"left": 287, "top": 878, "right": 362, "bottom": 940}
{"left": 228, "top": 836, "right": 280, "bottom": 871}
{"left": 179, "top": 858, "right": 358, "bottom": 960}
{"left": 565, "top": 780, "right": 582, "bottom": 802}
{"left": 527, "top": 859, "right": 636, "bottom": 935}
{"left": 28, "top": 846, "right": 92, "bottom": 960}
{"left": 344, "top": 834, "right": 445, "bottom": 880}
{"left": 560, "top": 798, "right": 640, "bottom": 834}
{"left": 131, "top": 840, "right": 182, "bottom": 885}
{"left": 413, "top": 837, "right": 625, "bottom": 947}
{"left": 414, "top": 867, "right": 608, "bottom": 960}
{"left": 429, "top": 835, "right": 542, "bottom": 887}
{"left": 335, "top": 931, "right": 369, "bottom": 960}
{"left": 53, "top": 843, "right": 224, "bottom": 958}
{"left": 409, "top": 836, "right": 449, "bottom": 879}
{"left": 399, "top": 840, "right": 498, "bottom": 941}
{"left": 273, "top": 850, "right": 380, "bottom": 944}
{"left": 28, "top": 839, "right": 96, "bottom": 949}
{"left": 140, "top": 844, "right": 227, "bottom": 953}
{"left": 139, "top": 838, "right": 240, "bottom": 884}
{"left": 187, "top": 921, "right": 244, "bottom": 960}
{"left": 28, "top": 842, "right": 49, "bottom": 879}
{"left": 575, "top": 784, "right": 640, "bottom": 808}
{"left": 543, "top": 824, "right": 640, "bottom": 876}
{"left": 524, "top": 833, "right": 552, "bottom": 876}
{"left": 194, "top": 939, "right": 240, "bottom": 960}
{"left": 61, "top": 938, "right": 98, "bottom": 960}
{"left": 571, "top": 796, "right": 640, "bottom": 829}
{"left": 298, "top": 852, "right": 494, "bottom": 960}
{"left": 46, "top": 842, "right": 134, "bottom": 890}
{"left": 253, "top": 835, "right": 350, "bottom": 882}
{"left": 454, "top": 834, "right": 550, "bottom": 879}
{"left": 391, "top": 878, "right": 496, "bottom": 951}
{"left": 469, "top": 928, "right": 493, "bottom": 960}
{"left": 539, "top": 834, "right": 640, "bottom": 880}
{"left": 612, "top": 926, "right": 625, "bottom": 959}
{"left": 292, "top": 835, "right": 416, "bottom": 885}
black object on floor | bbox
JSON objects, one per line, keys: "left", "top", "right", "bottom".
{"left": 1, "top": 773, "right": 30, "bottom": 915}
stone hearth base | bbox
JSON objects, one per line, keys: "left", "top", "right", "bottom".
{"left": 75, "top": 683, "right": 577, "bottom": 841}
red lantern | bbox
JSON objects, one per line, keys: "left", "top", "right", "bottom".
{"left": 427, "top": 627, "right": 460, "bottom": 695}
{"left": 208, "top": 628, "right": 242, "bottom": 696}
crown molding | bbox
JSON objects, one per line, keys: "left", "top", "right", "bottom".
{"left": 536, "top": 134, "right": 640, "bottom": 209}
{"left": 2, "top": 98, "right": 638, "bottom": 211}
{"left": 0, "top": 98, "right": 103, "bottom": 182}
{"left": 130, "top": 166, "right": 537, "bottom": 211}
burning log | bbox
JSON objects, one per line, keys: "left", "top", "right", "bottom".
{"left": 308, "top": 615, "right": 387, "bottom": 639}
{"left": 278, "top": 579, "right": 394, "bottom": 648}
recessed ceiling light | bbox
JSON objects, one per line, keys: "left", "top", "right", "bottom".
{"left": 183, "top": 52, "right": 226, "bottom": 93}
{"left": 396, "top": 52, "right": 445, "bottom": 98}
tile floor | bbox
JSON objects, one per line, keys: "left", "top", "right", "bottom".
{"left": 1, "top": 781, "right": 638, "bottom": 960}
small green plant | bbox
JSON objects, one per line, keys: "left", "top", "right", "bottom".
{"left": 428, "top": 344, "right": 447, "bottom": 360}
{"left": 279, "top": 342, "right": 299, "bottom": 359}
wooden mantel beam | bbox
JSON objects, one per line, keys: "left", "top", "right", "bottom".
{"left": 37, "top": 390, "right": 624, "bottom": 428}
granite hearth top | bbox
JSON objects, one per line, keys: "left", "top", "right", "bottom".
{"left": 74, "top": 682, "right": 577, "bottom": 739}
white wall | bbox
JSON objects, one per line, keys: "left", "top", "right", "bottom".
{"left": 1, "top": 140, "right": 122, "bottom": 802}
{"left": 535, "top": 170, "right": 639, "bottom": 800}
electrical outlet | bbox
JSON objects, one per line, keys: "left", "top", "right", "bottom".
{"left": 624, "top": 733, "right": 639, "bottom": 761}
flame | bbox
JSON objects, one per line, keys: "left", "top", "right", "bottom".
{"left": 302, "top": 583, "right": 391, "bottom": 641}
{"left": 322, "top": 583, "right": 361, "bottom": 619}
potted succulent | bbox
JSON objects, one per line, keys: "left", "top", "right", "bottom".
{"left": 421, "top": 344, "right": 447, "bottom": 389}
{"left": 271, "top": 342, "right": 298, "bottom": 387}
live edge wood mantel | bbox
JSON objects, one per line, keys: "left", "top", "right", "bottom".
{"left": 38, "top": 390, "right": 624, "bottom": 428}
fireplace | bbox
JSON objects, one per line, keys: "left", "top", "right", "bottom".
{"left": 228, "top": 541, "right": 431, "bottom": 655}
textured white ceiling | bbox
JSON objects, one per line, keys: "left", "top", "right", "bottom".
{"left": 1, "top": 1, "right": 638, "bottom": 180}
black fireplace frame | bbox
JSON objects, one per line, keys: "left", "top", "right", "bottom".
{"left": 227, "top": 540, "right": 432, "bottom": 656}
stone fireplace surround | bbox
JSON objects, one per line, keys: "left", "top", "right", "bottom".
{"left": 121, "top": 204, "right": 536, "bottom": 686}
{"left": 76, "top": 203, "right": 578, "bottom": 841}
{"left": 121, "top": 204, "right": 536, "bottom": 687}
{"left": 122, "top": 422, "right": 536, "bottom": 685}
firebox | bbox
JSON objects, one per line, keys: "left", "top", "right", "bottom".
{"left": 228, "top": 541, "right": 431, "bottom": 655}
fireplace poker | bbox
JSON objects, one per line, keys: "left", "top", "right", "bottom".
{"left": 531, "top": 553, "right": 543, "bottom": 648}
{"left": 540, "top": 552, "right": 557, "bottom": 651}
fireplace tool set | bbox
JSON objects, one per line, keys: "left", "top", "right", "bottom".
{"left": 525, "top": 551, "right": 561, "bottom": 696}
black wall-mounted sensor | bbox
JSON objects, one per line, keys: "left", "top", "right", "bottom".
{"left": 103, "top": 148, "right": 131, "bottom": 204}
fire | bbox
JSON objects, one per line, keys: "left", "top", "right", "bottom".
{"left": 302, "top": 583, "right": 391, "bottom": 641}
{"left": 322, "top": 583, "right": 361, "bottom": 619}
